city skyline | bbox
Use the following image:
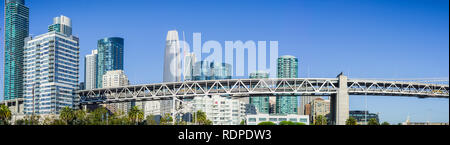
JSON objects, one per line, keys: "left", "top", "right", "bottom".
{"left": 0, "top": 0, "right": 448, "bottom": 124}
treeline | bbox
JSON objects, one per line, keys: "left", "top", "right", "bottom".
{"left": 0, "top": 105, "right": 212, "bottom": 125}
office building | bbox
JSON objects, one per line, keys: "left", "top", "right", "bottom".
{"left": 210, "top": 62, "right": 232, "bottom": 80}
{"left": 4, "top": 0, "right": 29, "bottom": 101}
{"left": 276, "top": 55, "right": 298, "bottom": 114}
{"left": 102, "top": 70, "right": 129, "bottom": 88}
{"left": 349, "top": 110, "right": 379, "bottom": 125}
{"left": 84, "top": 49, "right": 97, "bottom": 89}
{"left": 249, "top": 71, "right": 270, "bottom": 114}
{"left": 96, "top": 37, "right": 124, "bottom": 88}
{"left": 183, "top": 52, "right": 196, "bottom": 81}
{"left": 163, "top": 30, "right": 181, "bottom": 82}
{"left": 246, "top": 114, "right": 309, "bottom": 125}
{"left": 102, "top": 70, "right": 131, "bottom": 115}
{"left": 192, "top": 61, "right": 212, "bottom": 81}
{"left": 310, "top": 98, "right": 331, "bottom": 123}
{"left": 23, "top": 15, "right": 79, "bottom": 115}
{"left": 190, "top": 95, "right": 245, "bottom": 125}
{"left": 48, "top": 15, "right": 72, "bottom": 36}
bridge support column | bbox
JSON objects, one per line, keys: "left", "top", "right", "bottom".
{"left": 331, "top": 73, "right": 349, "bottom": 125}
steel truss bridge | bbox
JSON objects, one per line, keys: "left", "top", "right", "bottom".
{"left": 77, "top": 74, "right": 449, "bottom": 125}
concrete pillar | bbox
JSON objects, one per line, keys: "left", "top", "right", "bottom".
{"left": 16, "top": 99, "right": 19, "bottom": 113}
{"left": 331, "top": 73, "right": 349, "bottom": 125}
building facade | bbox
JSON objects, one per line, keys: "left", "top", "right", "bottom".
{"left": 276, "top": 55, "right": 298, "bottom": 114}
{"left": 84, "top": 49, "right": 97, "bottom": 89}
{"left": 190, "top": 95, "right": 245, "bottom": 125}
{"left": 310, "top": 98, "right": 331, "bottom": 123}
{"left": 48, "top": 15, "right": 72, "bottom": 36}
{"left": 183, "top": 52, "right": 196, "bottom": 81}
{"left": 102, "top": 70, "right": 131, "bottom": 115}
{"left": 349, "top": 110, "right": 379, "bottom": 125}
{"left": 23, "top": 15, "right": 79, "bottom": 115}
{"left": 102, "top": 70, "right": 129, "bottom": 88}
{"left": 246, "top": 114, "right": 310, "bottom": 125}
{"left": 4, "top": 0, "right": 29, "bottom": 101}
{"left": 96, "top": 37, "right": 124, "bottom": 88}
{"left": 249, "top": 71, "right": 270, "bottom": 114}
{"left": 163, "top": 30, "right": 181, "bottom": 82}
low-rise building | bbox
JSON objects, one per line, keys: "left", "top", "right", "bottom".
{"left": 246, "top": 114, "right": 310, "bottom": 125}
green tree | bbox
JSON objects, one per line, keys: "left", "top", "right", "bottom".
{"left": 146, "top": 115, "right": 157, "bottom": 125}
{"left": 160, "top": 113, "right": 173, "bottom": 125}
{"left": 74, "top": 110, "right": 87, "bottom": 125}
{"left": 296, "top": 122, "right": 306, "bottom": 125}
{"left": 258, "top": 121, "right": 276, "bottom": 125}
{"left": 345, "top": 117, "right": 358, "bottom": 125}
{"left": 381, "top": 122, "right": 390, "bottom": 125}
{"left": 314, "top": 115, "right": 327, "bottom": 125}
{"left": 0, "top": 105, "right": 12, "bottom": 125}
{"left": 87, "top": 107, "right": 109, "bottom": 125}
{"left": 367, "top": 118, "right": 379, "bottom": 125}
{"left": 279, "top": 121, "right": 296, "bottom": 125}
{"left": 60, "top": 107, "right": 75, "bottom": 125}
{"left": 128, "top": 106, "right": 144, "bottom": 125}
{"left": 240, "top": 119, "right": 246, "bottom": 125}
{"left": 195, "top": 110, "right": 212, "bottom": 125}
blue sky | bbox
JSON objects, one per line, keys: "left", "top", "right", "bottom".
{"left": 1, "top": 0, "right": 448, "bottom": 124}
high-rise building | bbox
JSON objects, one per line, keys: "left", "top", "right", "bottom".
{"left": 96, "top": 37, "right": 124, "bottom": 88}
{"left": 163, "top": 30, "right": 181, "bottom": 83}
{"left": 210, "top": 62, "right": 232, "bottom": 80}
{"left": 183, "top": 53, "right": 196, "bottom": 81}
{"left": 23, "top": 15, "right": 79, "bottom": 115}
{"left": 102, "top": 70, "right": 131, "bottom": 115}
{"left": 276, "top": 55, "right": 298, "bottom": 114}
{"left": 300, "top": 96, "right": 318, "bottom": 115}
{"left": 84, "top": 49, "right": 97, "bottom": 90}
{"left": 102, "top": 70, "right": 129, "bottom": 88}
{"left": 4, "top": 0, "right": 29, "bottom": 101}
{"left": 161, "top": 30, "right": 181, "bottom": 116}
{"left": 249, "top": 71, "right": 270, "bottom": 114}
{"left": 48, "top": 15, "right": 72, "bottom": 36}
{"left": 310, "top": 98, "right": 331, "bottom": 123}
{"left": 190, "top": 95, "right": 245, "bottom": 125}
{"left": 192, "top": 61, "right": 212, "bottom": 81}
{"left": 192, "top": 61, "right": 232, "bottom": 81}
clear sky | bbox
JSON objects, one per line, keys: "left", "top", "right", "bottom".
{"left": 1, "top": 0, "right": 448, "bottom": 124}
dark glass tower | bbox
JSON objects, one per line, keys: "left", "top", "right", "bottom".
{"left": 96, "top": 37, "right": 124, "bottom": 88}
{"left": 3, "top": 0, "right": 29, "bottom": 100}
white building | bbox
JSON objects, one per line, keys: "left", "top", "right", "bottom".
{"left": 190, "top": 95, "right": 245, "bottom": 125}
{"left": 102, "top": 70, "right": 129, "bottom": 88}
{"left": 135, "top": 101, "right": 161, "bottom": 117}
{"left": 23, "top": 15, "right": 79, "bottom": 115}
{"left": 161, "top": 30, "right": 182, "bottom": 116}
{"left": 102, "top": 70, "right": 131, "bottom": 115}
{"left": 84, "top": 49, "right": 97, "bottom": 90}
{"left": 246, "top": 114, "right": 310, "bottom": 125}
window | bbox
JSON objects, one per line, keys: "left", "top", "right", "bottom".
{"left": 249, "top": 118, "right": 256, "bottom": 122}
{"left": 269, "top": 118, "right": 277, "bottom": 121}
{"left": 259, "top": 118, "right": 267, "bottom": 121}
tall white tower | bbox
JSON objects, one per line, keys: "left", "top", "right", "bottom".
{"left": 85, "top": 49, "right": 98, "bottom": 90}
{"left": 163, "top": 30, "right": 181, "bottom": 82}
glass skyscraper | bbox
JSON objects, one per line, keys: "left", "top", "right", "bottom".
{"left": 192, "top": 61, "right": 232, "bottom": 81}
{"left": 23, "top": 15, "right": 79, "bottom": 115}
{"left": 96, "top": 37, "right": 124, "bottom": 88}
{"left": 210, "top": 62, "right": 232, "bottom": 80}
{"left": 276, "top": 55, "right": 298, "bottom": 114}
{"left": 249, "top": 71, "right": 270, "bottom": 114}
{"left": 3, "top": 0, "right": 29, "bottom": 101}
